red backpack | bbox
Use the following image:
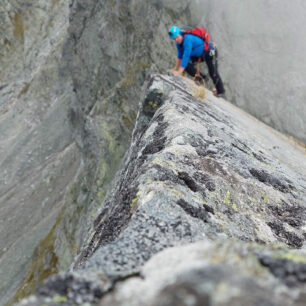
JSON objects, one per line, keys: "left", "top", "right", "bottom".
{"left": 183, "top": 27, "right": 210, "bottom": 51}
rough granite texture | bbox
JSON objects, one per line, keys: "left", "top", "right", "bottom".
{"left": 1, "top": 0, "right": 306, "bottom": 304}
{"left": 18, "top": 74, "right": 306, "bottom": 305}
{"left": 1, "top": 1, "right": 201, "bottom": 304}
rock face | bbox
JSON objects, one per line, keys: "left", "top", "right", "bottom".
{"left": 18, "top": 74, "right": 306, "bottom": 305}
{"left": 0, "top": 1, "right": 77, "bottom": 303}
{"left": 0, "top": 1, "right": 203, "bottom": 304}
{"left": 1, "top": 0, "right": 306, "bottom": 304}
{"left": 197, "top": 0, "right": 306, "bottom": 143}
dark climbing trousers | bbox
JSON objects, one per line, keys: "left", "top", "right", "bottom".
{"left": 185, "top": 48, "right": 225, "bottom": 95}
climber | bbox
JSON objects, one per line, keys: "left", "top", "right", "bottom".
{"left": 168, "top": 25, "right": 226, "bottom": 98}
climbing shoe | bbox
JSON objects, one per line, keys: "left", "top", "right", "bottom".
{"left": 217, "top": 93, "right": 226, "bottom": 99}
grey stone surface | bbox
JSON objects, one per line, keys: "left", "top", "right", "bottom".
{"left": 0, "top": 1, "right": 79, "bottom": 304}
{"left": 101, "top": 241, "right": 306, "bottom": 306}
{"left": 197, "top": 0, "right": 306, "bottom": 143}
{"left": 0, "top": 1, "right": 203, "bottom": 304}
{"left": 75, "top": 74, "right": 306, "bottom": 275}
{"left": 2, "top": 0, "right": 306, "bottom": 304}
{"left": 17, "top": 74, "right": 306, "bottom": 306}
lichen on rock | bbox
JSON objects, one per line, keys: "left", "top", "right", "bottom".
{"left": 17, "top": 73, "right": 306, "bottom": 305}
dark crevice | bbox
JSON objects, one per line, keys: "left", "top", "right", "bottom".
{"left": 142, "top": 137, "right": 166, "bottom": 155}
{"left": 249, "top": 168, "right": 291, "bottom": 193}
{"left": 267, "top": 222, "right": 304, "bottom": 248}
{"left": 37, "top": 273, "right": 104, "bottom": 304}
{"left": 177, "top": 199, "right": 209, "bottom": 223}
{"left": 259, "top": 254, "right": 306, "bottom": 286}
{"left": 178, "top": 172, "right": 198, "bottom": 192}
{"left": 268, "top": 202, "right": 305, "bottom": 229}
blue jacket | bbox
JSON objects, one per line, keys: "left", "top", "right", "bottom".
{"left": 176, "top": 34, "right": 213, "bottom": 68}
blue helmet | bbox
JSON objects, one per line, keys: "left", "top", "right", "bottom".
{"left": 168, "top": 26, "right": 181, "bottom": 40}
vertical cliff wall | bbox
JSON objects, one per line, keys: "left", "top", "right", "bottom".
{"left": 0, "top": 1, "right": 202, "bottom": 304}
{"left": 198, "top": 0, "right": 306, "bottom": 143}
{"left": 1, "top": 0, "right": 306, "bottom": 304}
{"left": 0, "top": 1, "right": 78, "bottom": 303}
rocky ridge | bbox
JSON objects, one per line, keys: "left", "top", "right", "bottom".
{"left": 1, "top": 0, "right": 306, "bottom": 304}
{"left": 1, "top": 1, "right": 200, "bottom": 304}
{"left": 18, "top": 74, "right": 306, "bottom": 305}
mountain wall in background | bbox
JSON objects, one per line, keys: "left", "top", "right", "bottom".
{"left": 0, "top": 0, "right": 305, "bottom": 304}
{"left": 198, "top": 0, "right": 306, "bottom": 142}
